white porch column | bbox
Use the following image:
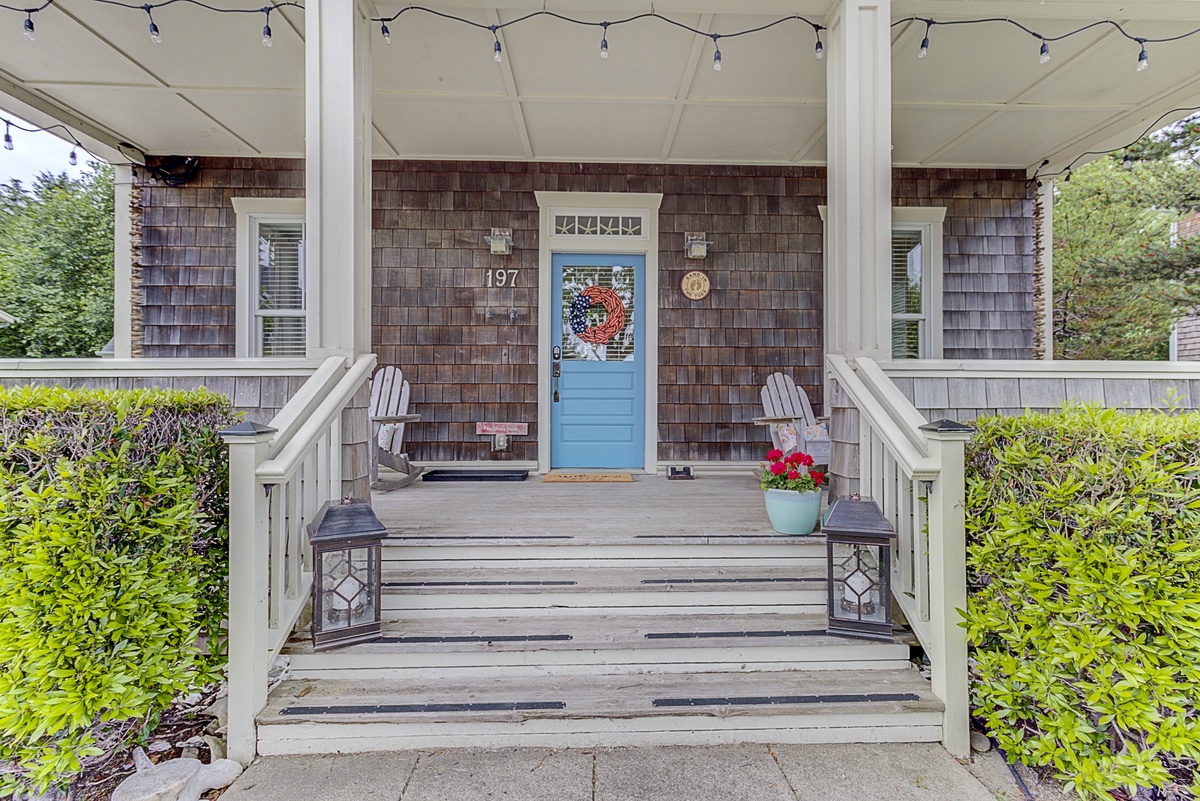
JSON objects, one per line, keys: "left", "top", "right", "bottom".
{"left": 824, "top": 0, "right": 892, "bottom": 359}
{"left": 1037, "top": 179, "right": 1054, "bottom": 359}
{"left": 305, "top": 0, "right": 373, "bottom": 359}
{"left": 112, "top": 165, "right": 134, "bottom": 358}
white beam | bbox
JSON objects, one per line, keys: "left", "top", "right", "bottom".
{"left": 825, "top": 0, "right": 892, "bottom": 359}
{"left": 113, "top": 165, "right": 134, "bottom": 359}
{"left": 305, "top": 0, "right": 373, "bottom": 358}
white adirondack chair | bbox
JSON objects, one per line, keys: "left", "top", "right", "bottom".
{"left": 753, "top": 372, "right": 831, "bottom": 465}
{"left": 370, "top": 366, "right": 423, "bottom": 491}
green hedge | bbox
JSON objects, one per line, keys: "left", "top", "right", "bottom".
{"left": 963, "top": 404, "right": 1200, "bottom": 799}
{"left": 0, "top": 386, "right": 239, "bottom": 797}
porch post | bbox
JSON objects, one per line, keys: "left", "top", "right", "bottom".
{"left": 824, "top": 0, "right": 892, "bottom": 360}
{"left": 112, "top": 165, "right": 134, "bottom": 359}
{"left": 305, "top": 0, "right": 373, "bottom": 360}
{"left": 1037, "top": 179, "right": 1055, "bottom": 359}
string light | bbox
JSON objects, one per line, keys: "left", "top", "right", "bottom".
{"left": 711, "top": 34, "right": 721, "bottom": 71}
{"left": 260, "top": 6, "right": 271, "bottom": 47}
{"left": 599, "top": 21, "right": 608, "bottom": 60}
{"left": 1137, "top": 41, "right": 1149, "bottom": 72}
{"left": 814, "top": 33, "right": 824, "bottom": 61}
{"left": 1039, "top": 39, "right": 1050, "bottom": 65}
{"left": 380, "top": 21, "right": 390, "bottom": 44}
{"left": 22, "top": 12, "right": 33, "bottom": 40}
{"left": 918, "top": 21, "right": 931, "bottom": 59}
{"left": 142, "top": 4, "right": 161, "bottom": 43}
{"left": 0, "top": 115, "right": 93, "bottom": 165}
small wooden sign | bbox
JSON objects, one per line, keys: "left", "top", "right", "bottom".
{"left": 681, "top": 270, "right": 711, "bottom": 301}
{"left": 476, "top": 422, "right": 529, "bottom": 436}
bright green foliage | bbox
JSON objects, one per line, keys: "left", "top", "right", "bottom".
{"left": 0, "top": 164, "right": 115, "bottom": 358}
{"left": 964, "top": 405, "right": 1200, "bottom": 799}
{"left": 0, "top": 387, "right": 238, "bottom": 797}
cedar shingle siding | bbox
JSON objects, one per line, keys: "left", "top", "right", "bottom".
{"left": 135, "top": 159, "right": 1032, "bottom": 462}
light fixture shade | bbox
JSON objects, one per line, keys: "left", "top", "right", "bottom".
{"left": 823, "top": 496, "right": 897, "bottom": 640}
{"left": 485, "top": 227, "right": 513, "bottom": 256}
{"left": 684, "top": 232, "right": 711, "bottom": 260}
{"left": 308, "top": 500, "right": 385, "bottom": 651}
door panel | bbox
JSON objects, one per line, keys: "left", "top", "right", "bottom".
{"left": 550, "top": 253, "right": 645, "bottom": 469}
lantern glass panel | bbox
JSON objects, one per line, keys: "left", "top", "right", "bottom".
{"left": 831, "top": 542, "right": 886, "bottom": 625}
{"left": 319, "top": 546, "right": 377, "bottom": 629}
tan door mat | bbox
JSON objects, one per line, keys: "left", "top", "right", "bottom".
{"left": 542, "top": 473, "right": 635, "bottom": 483}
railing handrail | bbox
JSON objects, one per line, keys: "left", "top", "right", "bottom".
{"left": 257, "top": 354, "right": 376, "bottom": 483}
{"left": 827, "top": 355, "right": 939, "bottom": 480}
{"left": 879, "top": 358, "right": 1200, "bottom": 379}
{"left": 0, "top": 357, "right": 321, "bottom": 377}
{"left": 854, "top": 357, "right": 935, "bottom": 454}
{"left": 264, "top": 356, "right": 347, "bottom": 457}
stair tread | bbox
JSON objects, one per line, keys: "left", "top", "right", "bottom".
{"left": 284, "top": 612, "right": 914, "bottom": 656}
{"left": 260, "top": 668, "right": 941, "bottom": 725}
{"left": 379, "top": 564, "right": 827, "bottom": 594}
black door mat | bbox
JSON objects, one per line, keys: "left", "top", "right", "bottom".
{"left": 422, "top": 469, "right": 529, "bottom": 482}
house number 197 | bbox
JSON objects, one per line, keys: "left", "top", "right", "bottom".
{"left": 486, "top": 269, "right": 518, "bottom": 287}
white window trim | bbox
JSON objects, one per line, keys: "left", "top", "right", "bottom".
{"left": 892, "top": 207, "right": 946, "bottom": 359}
{"left": 232, "top": 197, "right": 306, "bottom": 358}
{"left": 534, "top": 191, "right": 663, "bottom": 475}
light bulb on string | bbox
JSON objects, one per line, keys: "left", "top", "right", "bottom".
{"left": 3, "top": 123, "right": 12, "bottom": 152}
{"left": 1123, "top": 153, "right": 1134, "bottom": 170}
{"left": 711, "top": 34, "right": 721, "bottom": 71}
{"left": 599, "top": 22, "right": 608, "bottom": 59}
{"left": 261, "top": 8, "right": 272, "bottom": 47}
{"left": 918, "top": 21, "right": 932, "bottom": 59}
{"left": 380, "top": 22, "right": 391, "bottom": 44}
{"left": 1039, "top": 40, "right": 1050, "bottom": 64}
{"left": 23, "top": 14, "right": 34, "bottom": 42}
{"left": 69, "top": 147, "right": 78, "bottom": 166}
{"left": 491, "top": 26, "right": 502, "bottom": 63}
{"left": 814, "top": 36, "right": 824, "bottom": 60}
{"left": 143, "top": 6, "right": 161, "bottom": 44}
{"left": 1137, "top": 43, "right": 1149, "bottom": 71}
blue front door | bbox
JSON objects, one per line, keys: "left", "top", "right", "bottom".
{"left": 551, "top": 253, "right": 645, "bottom": 469}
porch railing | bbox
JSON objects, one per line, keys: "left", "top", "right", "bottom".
{"left": 826, "top": 354, "right": 971, "bottom": 757}
{"left": 220, "top": 353, "right": 376, "bottom": 765}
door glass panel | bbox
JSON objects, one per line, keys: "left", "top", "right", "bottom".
{"left": 891, "top": 230, "right": 923, "bottom": 315}
{"left": 561, "top": 263, "right": 636, "bottom": 362}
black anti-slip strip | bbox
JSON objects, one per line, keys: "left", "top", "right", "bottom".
{"left": 383, "top": 580, "right": 577, "bottom": 588}
{"left": 281, "top": 701, "right": 566, "bottom": 716}
{"left": 653, "top": 693, "right": 919, "bottom": 708}
{"left": 377, "top": 634, "right": 572, "bottom": 644}
{"left": 386, "top": 535, "right": 574, "bottom": 541}
{"left": 640, "top": 577, "right": 822, "bottom": 585}
{"left": 645, "top": 630, "right": 825, "bottom": 640}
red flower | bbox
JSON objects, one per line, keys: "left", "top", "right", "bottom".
{"left": 767, "top": 449, "right": 784, "bottom": 461}
{"left": 809, "top": 469, "right": 825, "bottom": 485}
{"left": 787, "top": 469, "right": 800, "bottom": 480}
{"left": 770, "top": 462, "right": 787, "bottom": 475}
{"left": 798, "top": 453, "right": 815, "bottom": 467}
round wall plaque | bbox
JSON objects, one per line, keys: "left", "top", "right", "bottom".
{"left": 681, "top": 270, "right": 711, "bottom": 301}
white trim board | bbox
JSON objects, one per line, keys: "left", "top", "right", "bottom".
{"left": 534, "top": 192, "right": 664, "bottom": 476}
{"left": 232, "top": 197, "right": 307, "bottom": 359}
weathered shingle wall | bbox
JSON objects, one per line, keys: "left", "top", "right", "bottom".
{"left": 135, "top": 159, "right": 1033, "bottom": 463}
{"left": 137, "top": 159, "right": 305, "bottom": 357}
{"left": 895, "top": 168, "right": 1034, "bottom": 360}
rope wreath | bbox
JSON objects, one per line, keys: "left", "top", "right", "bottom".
{"left": 568, "top": 286, "right": 627, "bottom": 345}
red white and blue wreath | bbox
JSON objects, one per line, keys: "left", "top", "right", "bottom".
{"left": 568, "top": 286, "right": 627, "bottom": 345}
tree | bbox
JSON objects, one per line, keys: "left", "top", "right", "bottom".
{"left": 1053, "top": 127, "right": 1200, "bottom": 360}
{"left": 0, "top": 165, "right": 114, "bottom": 358}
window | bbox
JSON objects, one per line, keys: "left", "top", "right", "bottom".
{"left": 890, "top": 208, "right": 945, "bottom": 359}
{"left": 233, "top": 198, "right": 306, "bottom": 358}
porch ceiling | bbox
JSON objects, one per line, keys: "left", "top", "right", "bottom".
{"left": 4, "top": 0, "right": 1200, "bottom": 173}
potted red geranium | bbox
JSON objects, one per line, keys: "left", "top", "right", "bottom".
{"left": 760, "top": 448, "right": 826, "bottom": 535}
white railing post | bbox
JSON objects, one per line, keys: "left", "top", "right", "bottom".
{"left": 219, "top": 421, "right": 278, "bottom": 766}
{"left": 920, "top": 419, "right": 974, "bottom": 758}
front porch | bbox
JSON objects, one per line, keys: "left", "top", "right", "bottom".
{"left": 260, "top": 474, "right": 941, "bottom": 754}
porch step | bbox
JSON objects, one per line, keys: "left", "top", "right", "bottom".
{"left": 257, "top": 668, "right": 943, "bottom": 753}
{"left": 283, "top": 612, "right": 914, "bottom": 681}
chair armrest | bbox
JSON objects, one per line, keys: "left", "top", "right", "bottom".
{"left": 372, "top": 414, "right": 422, "bottom": 423}
{"left": 751, "top": 416, "right": 795, "bottom": 425}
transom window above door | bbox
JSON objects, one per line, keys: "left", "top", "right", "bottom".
{"left": 550, "top": 210, "right": 648, "bottom": 239}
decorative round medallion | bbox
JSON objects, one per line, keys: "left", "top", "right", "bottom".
{"left": 568, "top": 286, "right": 627, "bottom": 345}
{"left": 681, "top": 270, "right": 711, "bottom": 301}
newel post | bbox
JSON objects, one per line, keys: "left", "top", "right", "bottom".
{"left": 219, "top": 421, "right": 277, "bottom": 766}
{"left": 920, "top": 419, "right": 974, "bottom": 758}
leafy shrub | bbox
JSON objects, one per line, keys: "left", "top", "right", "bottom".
{"left": 963, "top": 404, "right": 1200, "bottom": 799}
{"left": 0, "top": 386, "right": 238, "bottom": 797}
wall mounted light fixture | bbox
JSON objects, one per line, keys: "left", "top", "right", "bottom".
{"left": 485, "top": 228, "right": 513, "bottom": 256}
{"left": 685, "top": 232, "right": 711, "bottom": 260}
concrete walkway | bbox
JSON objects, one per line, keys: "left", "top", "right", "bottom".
{"left": 220, "top": 744, "right": 1023, "bottom": 801}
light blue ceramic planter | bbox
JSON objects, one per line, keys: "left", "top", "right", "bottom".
{"left": 763, "top": 488, "right": 822, "bottom": 535}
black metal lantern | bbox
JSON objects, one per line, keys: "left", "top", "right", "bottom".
{"left": 823, "top": 496, "right": 897, "bottom": 640}
{"left": 308, "top": 500, "right": 385, "bottom": 651}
